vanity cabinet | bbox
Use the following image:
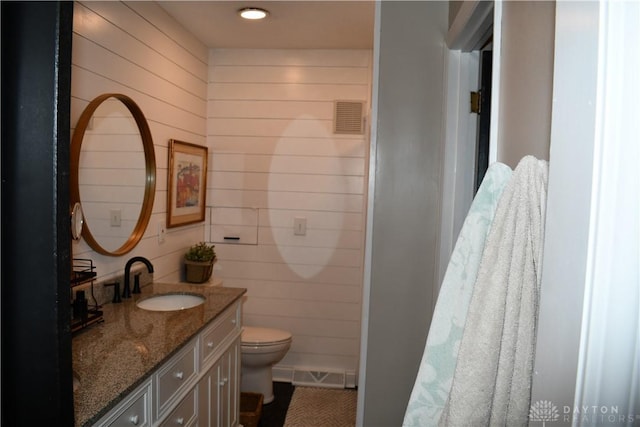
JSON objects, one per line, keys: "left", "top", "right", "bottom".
{"left": 92, "top": 301, "right": 241, "bottom": 427}
{"left": 155, "top": 342, "right": 198, "bottom": 421}
{"left": 197, "top": 337, "right": 240, "bottom": 427}
{"left": 94, "top": 380, "right": 153, "bottom": 427}
{"left": 160, "top": 388, "right": 196, "bottom": 427}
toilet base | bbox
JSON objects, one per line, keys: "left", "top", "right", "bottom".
{"left": 241, "top": 366, "right": 275, "bottom": 404}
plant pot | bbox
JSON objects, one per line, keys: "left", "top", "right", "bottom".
{"left": 184, "top": 259, "right": 214, "bottom": 283}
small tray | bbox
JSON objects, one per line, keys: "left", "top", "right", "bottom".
{"left": 70, "top": 307, "right": 104, "bottom": 335}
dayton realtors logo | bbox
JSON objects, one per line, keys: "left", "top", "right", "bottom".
{"left": 529, "top": 400, "right": 639, "bottom": 425}
{"left": 529, "top": 400, "right": 560, "bottom": 426}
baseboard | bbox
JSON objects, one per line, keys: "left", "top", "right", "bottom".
{"left": 272, "top": 366, "right": 294, "bottom": 383}
{"left": 272, "top": 366, "right": 358, "bottom": 389}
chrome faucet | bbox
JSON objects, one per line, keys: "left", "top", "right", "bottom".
{"left": 123, "top": 256, "right": 154, "bottom": 298}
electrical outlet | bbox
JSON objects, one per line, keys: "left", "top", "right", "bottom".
{"left": 158, "top": 221, "right": 166, "bottom": 243}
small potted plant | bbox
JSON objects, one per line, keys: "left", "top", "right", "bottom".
{"left": 184, "top": 242, "right": 216, "bottom": 283}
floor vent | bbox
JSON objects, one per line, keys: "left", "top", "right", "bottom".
{"left": 292, "top": 369, "right": 346, "bottom": 389}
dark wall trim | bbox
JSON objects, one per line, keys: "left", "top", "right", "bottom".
{"left": 1, "top": 2, "right": 74, "bottom": 425}
{"left": 475, "top": 50, "right": 492, "bottom": 193}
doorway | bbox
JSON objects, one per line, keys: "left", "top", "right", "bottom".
{"left": 474, "top": 46, "right": 493, "bottom": 193}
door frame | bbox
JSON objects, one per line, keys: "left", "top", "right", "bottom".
{"left": 436, "top": 0, "right": 501, "bottom": 289}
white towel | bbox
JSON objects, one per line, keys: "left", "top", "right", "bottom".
{"left": 403, "top": 162, "right": 513, "bottom": 426}
{"left": 439, "top": 155, "right": 548, "bottom": 427}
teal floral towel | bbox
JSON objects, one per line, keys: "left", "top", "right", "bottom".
{"left": 403, "top": 162, "right": 512, "bottom": 426}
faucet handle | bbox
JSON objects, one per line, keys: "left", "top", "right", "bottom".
{"left": 104, "top": 281, "right": 122, "bottom": 303}
{"left": 133, "top": 273, "right": 142, "bottom": 294}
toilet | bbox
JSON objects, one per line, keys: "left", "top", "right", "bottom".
{"left": 240, "top": 326, "right": 292, "bottom": 404}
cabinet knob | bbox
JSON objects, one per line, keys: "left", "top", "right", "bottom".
{"left": 176, "top": 417, "right": 185, "bottom": 425}
{"left": 207, "top": 341, "right": 214, "bottom": 348}
{"left": 231, "top": 319, "right": 236, "bottom": 324}
{"left": 129, "top": 414, "right": 139, "bottom": 425}
{"left": 174, "top": 371, "right": 184, "bottom": 380}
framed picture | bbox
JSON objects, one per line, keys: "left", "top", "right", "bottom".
{"left": 167, "top": 139, "right": 208, "bottom": 228}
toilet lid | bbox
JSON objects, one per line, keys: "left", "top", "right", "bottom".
{"left": 242, "top": 326, "right": 292, "bottom": 346}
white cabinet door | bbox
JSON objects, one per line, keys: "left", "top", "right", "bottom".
{"left": 226, "top": 338, "right": 240, "bottom": 427}
{"left": 219, "top": 350, "right": 230, "bottom": 427}
{"left": 219, "top": 337, "right": 241, "bottom": 427}
{"left": 197, "top": 336, "right": 241, "bottom": 427}
{"left": 197, "top": 359, "right": 219, "bottom": 427}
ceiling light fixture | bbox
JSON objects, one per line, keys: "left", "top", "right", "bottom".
{"left": 238, "top": 7, "right": 268, "bottom": 20}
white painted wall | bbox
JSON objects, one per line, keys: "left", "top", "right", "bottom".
{"left": 437, "top": 49, "right": 479, "bottom": 287}
{"left": 71, "top": 1, "right": 208, "bottom": 282}
{"left": 531, "top": 1, "right": 640, "bottom": 422}
{"left": 206, "top": 49, "right": 372, "bottom": 383}
{"left": 528, "top": 1, "right": 598, "bottom": 416}
{"left": 359, "top": 2, "right": 448, "bottom": 425}
{"left": 439, "top": 0, "right": 554, "bottom": 283}
{"left": 495, "top": 1, "right": 554, "bottom": 168}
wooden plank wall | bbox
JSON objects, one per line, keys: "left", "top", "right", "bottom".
{"left": 207, "top": 49, "right": 372, "bottom": 381}
{"left": 71, "top": 1, "right": 208, "bottom": 281}
{"left": 72, "top": 2, "right": 372, "bottom": 382}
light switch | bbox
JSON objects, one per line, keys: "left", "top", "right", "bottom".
{"left": 294, "top": 217, "right": 307, "bottom": 236}
{"left": 110, "top": 209, "right": 121, "bottom": 227}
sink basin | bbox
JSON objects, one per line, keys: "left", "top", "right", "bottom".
{"left": 136, "top": 293, "right": 205, "bottom": 311}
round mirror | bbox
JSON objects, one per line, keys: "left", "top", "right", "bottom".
{"left": 70, "top": 93, "right": 156, "bottom": 256}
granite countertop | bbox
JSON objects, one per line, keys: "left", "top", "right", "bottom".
{"left": 72, "top": 282, "right": 246, "bottom": 427}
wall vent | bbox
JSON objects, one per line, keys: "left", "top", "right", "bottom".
{"left": 334, "top": 100, "right": 365, "bottom": 135}
{"left": 292, "top": 369, "right": 346, "bottom": 389}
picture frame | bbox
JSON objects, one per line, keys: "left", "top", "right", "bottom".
{"left": 167, "top": 139, "right": 208, "bottom": 228}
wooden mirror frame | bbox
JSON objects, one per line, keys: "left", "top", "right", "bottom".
{"left": 70, "top": 93, "right": 156, "bottom": 256}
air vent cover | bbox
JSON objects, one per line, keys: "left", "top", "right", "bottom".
{"left": 292, "top": 369, "right": 346, "bottom": 388}
{"left": 334, "top": 101, "right": 364, "bottom": 134}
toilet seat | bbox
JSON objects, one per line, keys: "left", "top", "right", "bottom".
{"left": 242, "top": 326, "right": 292, "bottom": 347}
